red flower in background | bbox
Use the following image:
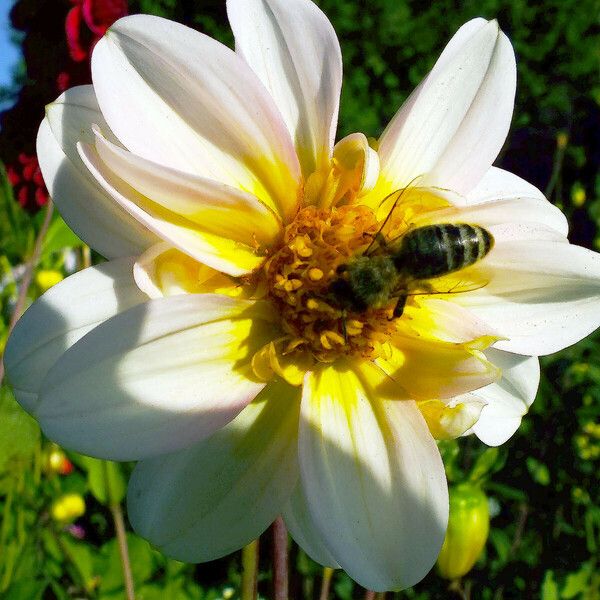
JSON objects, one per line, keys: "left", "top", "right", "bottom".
{"left": 7, "top": 153, "right": 48, "bottom": 211}
{"left": 65, "top": 0, "right": 128, "bottom": 63}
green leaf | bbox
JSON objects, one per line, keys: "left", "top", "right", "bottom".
{"left": 40, "top": 213, "right": 83, "bottom": 258}
{"left": 333, "top": 571, "right": 354, "bottom": 600}
{"left": 526, "top": 457, "right": 551, "bottom": 486}
{"left": 489, "top": 529, "right": 512, "bottom": 565}
{"left": 2, "top": 578, "right": 48, "bottom": 600}
{"left": 81, "top": 458, "right": 127, "bottom": 506}
{"left": 0, "top": 161, "right": 32, "bottom": 259}
{"left": 562, "top": 562, "right": 593, "bottom": 598}
{"left": 59, "top": 534, "right": 96, "bottom": 592}
{"left": 469, "top": 447, "right": 502, "bottom": 482}
{"left": 0, "top": 386, "right": 40, "bottom": 474}
{"left": 541, "top": 571, "right": 559, "bottom": 600}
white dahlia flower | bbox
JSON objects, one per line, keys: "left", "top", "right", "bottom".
{"left": 6, "top": 0, "right": 600, "bottom": 591}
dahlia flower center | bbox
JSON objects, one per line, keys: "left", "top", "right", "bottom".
{"left": 263, "top": 204, "right": 400, "bottom": 363}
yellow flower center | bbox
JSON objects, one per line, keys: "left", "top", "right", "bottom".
{"left": 263, "top": 204, "right": 399, "bottom": 363}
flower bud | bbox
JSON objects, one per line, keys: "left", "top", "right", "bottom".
{"left": 50, "top": 493, "right": 86, "bottom": 523}
{"left": 437, "top": 483, "right": 490, "bottom": 580}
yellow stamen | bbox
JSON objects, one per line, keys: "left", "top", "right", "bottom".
{"left": 264, "top": 204, "right": 398, "bottom": 362}
{"left": 308, "top": 268, "right": 324, "bottom": 281}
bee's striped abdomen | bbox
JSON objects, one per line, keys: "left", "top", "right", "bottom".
{"left": 393, "top": 223, "right": 494, "bottom": 280}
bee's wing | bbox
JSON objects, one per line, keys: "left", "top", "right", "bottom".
{"left": 392, "top": 270, "right": 490, "bottom": 298}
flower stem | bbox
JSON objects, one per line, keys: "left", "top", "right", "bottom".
{"left": 272, "top": 516, "right": 288, "bottom": 600}
{"left": 319, "top": 567, "right": 334, "bottom": 600}
{"left": 110, "top": 500, "right": 135, "bottom": 600}
{"left": 0, "top": 200, "right": 54, "bottom": 387}
{"left": 102, "top": 461, "right": 135, "bottom": 600}
{"left": 241, "top": 538, "right": 259, "bottom": 600}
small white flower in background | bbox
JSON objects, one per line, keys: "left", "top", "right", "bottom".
{"left": 5, "top": 0, "right": 600, "bottom": 591}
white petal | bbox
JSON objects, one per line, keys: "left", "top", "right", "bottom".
{"left": 378, "top": 335, "right": 500, "bottom": 401}
{"left": 379, "top": 19, "right": 516, "bottom": 195}
{"left": 3, "top": 258, "right": 146, "bottom": 413}
{"left": 92, "top": 15, "right": 301, "bottom": 221}
{"left": 457, "top": 240, "right": 600, "bottom": 355}
{"left": 406, "top": 297, "right": 500, "bottom": 344}
{"left": 465, "top": 166, "right": 569, "bottom": 236}
{"left": 333, "top": 132, "right": 381, "bottom": 199}
{"left": 78, "top": 141, "right": 267, "bottom": 276}
{"left": 228, "top": 0, "right": 342, "bottom": 176}
{"left": 467, "top": 166, "right": 547, "bottom": 202}
{"left": 465, "top": 350, "right": 539, "bottom": 445}
{"left": 282, "top": 481, "right": 339, "bottom": 568}
{"left": 128, "top": 380, "right": 300, "bottom": 561}
{"left": 87, "top": 129, "right": 282, "bottom": 273}
{"left": 299, "top": 362, "right": 448, "bottom": 591}
{"left": 36, "top": 295, "right": 276, "bottom": 460}
{"left": 38, "top": 87, "right": 158, "bottom": 258}
{"left": 412, "top": 195, "right": 569, "bottom": 242}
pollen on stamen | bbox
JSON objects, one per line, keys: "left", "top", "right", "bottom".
{"left": 263, "top": 204, "right": 398, "bottom": 363}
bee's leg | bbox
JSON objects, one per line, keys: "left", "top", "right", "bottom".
{"left": 364, "top": 231, "right": 387, "bottom": 254}
{"left": 341, "top": 312, "right": 348, "bottom": 344}
{"left": 374, "top": 232, "right": 387, "bottom": 248}
{"left": 391, "top": 295, "right": 407, "bottom": 319}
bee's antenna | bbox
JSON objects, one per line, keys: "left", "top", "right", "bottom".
{"left": 364, "top": 174, "right": 424, "bottom": 255}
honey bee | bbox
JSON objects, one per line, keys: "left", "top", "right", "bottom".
{"left": 329, "top": 221, "right": 494, "bottom": 320}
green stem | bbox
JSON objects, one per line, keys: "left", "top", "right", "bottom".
{"left": 110, "top": 501, "right": 135, "bottom": 600}
{"left": 102, "top": 461, "right": 135, "bottom": 600}
{"left": 241, "top": 538, "right": 259, "bottom": 600}
{"left": 545, "top": 137, "right": 567, "bottom": 200}
{"left": 319, "top": 567, "right": 334, "bottom": 600}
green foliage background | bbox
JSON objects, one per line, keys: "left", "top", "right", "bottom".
{"left": 0, "top": 0, "right": 598, "bottom": 598}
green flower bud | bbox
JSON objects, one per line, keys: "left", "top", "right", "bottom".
{"left": 437, "top": 483, "right": 490, "bottom": 580}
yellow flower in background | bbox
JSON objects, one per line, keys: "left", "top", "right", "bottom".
{"left": 50, "top": 493, "right": 86, "bottom": 523}
{"left": 5, "top": 0, "right": 600, "bottom": 591}
{"left": 35, "top": 269, "right": 64, "bottom": 292}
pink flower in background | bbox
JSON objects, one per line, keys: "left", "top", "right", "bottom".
{"left": 7, "top": 153, "right": 48, "bottom": 211}
{"left": 65, "top": 0, "right": 128, "bottom": 63}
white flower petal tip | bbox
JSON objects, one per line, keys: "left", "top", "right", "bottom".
{"left": 3, "top": 258, "right": 146, "bottom": 414}
{"left": 92, "top": 13, "right": 301, "bottom": 221}
{"left": 35, "top": 295, "right": 277, "bottom": 461}
{"left": 38, "top": 87, "right": 158, "bottom": 258}
{"left": 283, "top": 482, "right": 340, "bottom": 569}
{"left": 127, "top": 380, "right": 301, "bottom": 561}
{"left": 419, "top": 397, "right": 486, "bottom": 440}
{"left": 379, "top": 18, "right": 516, "bottom": 195}
{"left": 469, "top": 350, "right": 539, "bottom": 446}
{"left": 227, "top": 0, "right": 343, "bottom": 176}
{"left": 459, "top": 241, "right": 600, "bottom": 355}
{"left": 299, "top": 363, "right": 448, "bottom": 591}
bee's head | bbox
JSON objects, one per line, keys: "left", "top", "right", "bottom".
{"left": 328, "top": 272, "right": 367, "bottom": 312}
